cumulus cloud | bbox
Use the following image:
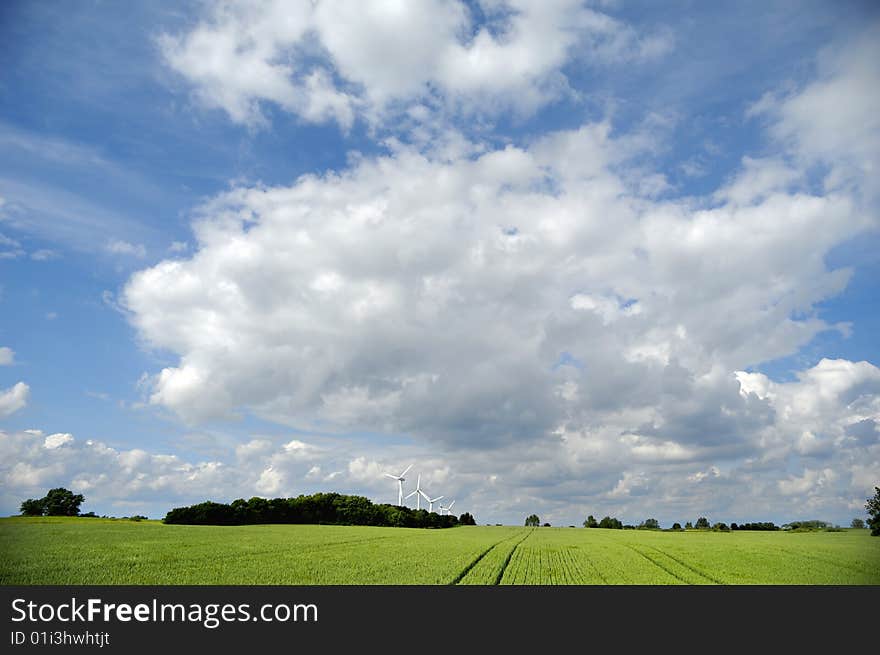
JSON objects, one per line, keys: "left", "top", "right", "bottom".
{"left": 749, "top": 24, "right": 880, "bottom": 201}
{"left": 122, "top": 115, "right": 867, "bottom": 457}
{"left": 43, "top": 432, "right": 74, "bottom": 449}
{"left": 0, "top": 429, "right": 232, "bottom": 513}
{"left": 159, "top": 0, "right": 672, "bottom": 128}
{"left": 0, "top": 382, "right": 29, "bottom": 417}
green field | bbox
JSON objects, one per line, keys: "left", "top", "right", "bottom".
{"left": 1, "top": 517, "right": 877, "bottom": 585}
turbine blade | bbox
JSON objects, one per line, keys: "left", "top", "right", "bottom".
{"left": 383, "top": 473, "right": 399, "bottom": 480}
{"left": 405, "top": 490, "right": 418, "bottom": 498}
{"left": 448, "top": 500, "right": 455, "bottom": 510}
{"left": 419, "top": 489, "right": 430, "bottom": 500}
{"left": 400, "top": 464, "right": 413, "bottom": 478}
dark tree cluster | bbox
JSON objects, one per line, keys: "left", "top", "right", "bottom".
{"left": 458, "top": 512, "right": 476, "bottom": 526}
{"left": 731, "top": 522, "right": 779, "bottom": 531}
{"left": 163, "top": 493, "right": 464, "bottom": 528}
{"left": 583, "top": 515, "right": 623, "bottom": 529}
{"left": 524, "top": 514, "right": 541, "bottom": 527}
{"left": 638, "top": 518, "right": 660, "bottom": 530}
{"left": 20, "top": 488, "right": 85, "bottom": 517}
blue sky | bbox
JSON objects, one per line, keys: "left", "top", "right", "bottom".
{"left": 1, "top": 1, "right": 878, "bottom": 526}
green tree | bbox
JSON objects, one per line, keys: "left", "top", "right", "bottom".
{"left": 672, "top": 522, "right": 682, "bottom": 530}
{"left": 525, "top": 514, "right": 540, "bottom": 527}
{"left": 583, "top": 514, "right": 598, "bottom": 528}
{"left": 41, "top": 488, "right": 85, "bottom": 516}
{"left": 867, "top": 486, "right": 880, "bottom": 536}
{"left": 639, "top": 518, "right": 660, "bottom": 529}
{"left": 684, "top": 521, "right": 693, "bottom": 529}
{"left": 598, "top": 516, "right": 622, "bottom": 529}
{"left": 851, "top": 518, "right": 865, "bottom": 529}
{"left": 458, "top": 512, "right": 476, "bottom": 526}
{"left": 695, "top": 516, "right": 710, "bottom": 529}
{"left": 20, "top": 498, "right": 45, "bottom": 516}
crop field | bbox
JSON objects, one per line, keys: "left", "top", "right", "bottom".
{"left": 1, "top": 517, "right": 877, "bottom": 585}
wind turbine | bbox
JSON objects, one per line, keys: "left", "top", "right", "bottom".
{"left": 439, "top": 500, "right": 455, "bottom": 515}
{"left": 425, "top": 494, "right": 444, "bottom": 513}
{"left": 405, "top": 474, "right": 426, "bottom": 510}
{"left": 383, "top": 464, "right": 412, "bottom": 506}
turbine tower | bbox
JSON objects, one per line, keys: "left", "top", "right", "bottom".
{"left": 405, "top": 474, "right": 426, "bottom": 510}
{"left": 383, "top": 464, "right": 412, "bottom": 506}
{"left": 439, "top": 500, "right": 455, "bottom": 515}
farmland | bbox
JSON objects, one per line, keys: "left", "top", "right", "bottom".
{"left": 1, "top": 517, "right": 877, "bottom": 585}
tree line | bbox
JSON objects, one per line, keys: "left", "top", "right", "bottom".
{"left": 163, "top": 493, "right": 476, "bottom": 528}
{"left": 529, "top": 487, "right": 880, "bottom": 535}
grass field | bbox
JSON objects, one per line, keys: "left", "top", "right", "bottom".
{"left": 1, "top": 517, "right": 877, "bottom": 585}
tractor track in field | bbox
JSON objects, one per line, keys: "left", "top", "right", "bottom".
{"left": 573, "top": 547, "right": 609, "bottom": 584}
{"left": 622, "top": 543, "right": 691, "bottom": 584}
{"left": 492, "top": 529, "right": 535, "bottom": 585}
{"left": 449, "top": 531, "right": 525, "bottom": 585}
{"left": 643, "top": 544, "right": 725, "bottom": 584}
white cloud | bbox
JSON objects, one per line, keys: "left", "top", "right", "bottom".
{"left": 0, "top": 347, "right": 14, "bottom": 366}
{"left": 159, "top": 0, "right": 672, "bottom": 128}
{"left": 43, "top": 433, "right": 74, "bottom": 449}
{"left": 715, "top": 156, "right": 800, "bottom": 206}
{"left": 254, "top": 466, "right": 283, "bottom": 495}
{"left": 122, "top": 118, "right": 867, "bottom": 446}
{"left": 749, "top": 24, "right": 880, "bottom": 200}
{"left": 0, "top": 382, "right": 29, "bottom": 417}
{"left": 105, "top": 239, "right": 146, "bottom": 258}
